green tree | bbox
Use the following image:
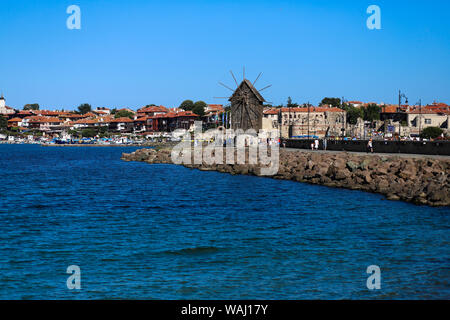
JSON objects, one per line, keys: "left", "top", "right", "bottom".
{"left": 287, "top": 97, "right": 298, "bottom": 108}
{"left": 346, "top": 106, "right": 363, "bottom": 125}
{"left": 0, "top": 115, "right": 7, "bottom": 130}
{"left": 81, "top": 128, "right": 96, "bottom": 138}
{"left": 111, "top": 108, "right": 117, "bottom": 115}
{"left": 77, "top": 103, "right": 92, "bottom": 114}
{"left": 363, "top": 103, "right": 381, "bottom": 122}
{"left": 114, "top": 110, "right": 135, "bottom": 119}
{"left": 23, "top": 103, "right": 40, "bottom": 110}
{"left": 68, "top": 129, "right": 79, "bottom": 137}
{"left": 320, "top": 97, "right": 341, "bottom": 108}
{"left": 98, "top": 126, "right": 110, "bottom": 138}
{"left": 192, "top": 101, "right": 207, "bottom": 116}
{"left": 420, "top": 127, "right": 443, "bottom": 139}
{"left": 180, "top": 100, "right": 194, "bottom": 111}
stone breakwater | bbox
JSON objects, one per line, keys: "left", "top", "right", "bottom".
{"left": 122, "top": 148, "right": 450, "bottom": 207}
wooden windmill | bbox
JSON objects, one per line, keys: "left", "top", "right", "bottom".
{"left": 217, "top": 69, "right": 271, "bottom": 131}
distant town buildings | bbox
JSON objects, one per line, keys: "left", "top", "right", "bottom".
{"left": 0, "top": 92, "right": 449, "bottom": 140}
{"left": 262, "top": 107, "right": 346, "bottom": 139}
{"left": 380, "top": 102, "right": 449, "bottom": 137}
{"left": 0, "top": 95, "right": 227, "bottom": 137}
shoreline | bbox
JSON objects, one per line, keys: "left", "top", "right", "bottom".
{"left": 121, "top": 147, "right": 450, "bottom": 207}
{"left": 0, "top": 142, "right": 178, "bottom": 148}
{"left": 41, "top": 144, "right": 150, "bottom": 147}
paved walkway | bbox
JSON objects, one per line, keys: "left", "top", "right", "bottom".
{"left": 282, "top": 148, "right": 450, "bottom": 160}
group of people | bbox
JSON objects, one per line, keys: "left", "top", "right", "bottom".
{"left": 309, "top": 138, "right": 374, "bottom": 153}
{"left": 310, "top": 139, "right": 320, "bottom": 150}
{"left": 310, "top": 138, "right": 329, "bottom": 150}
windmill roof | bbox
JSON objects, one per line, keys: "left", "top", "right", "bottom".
{"left": 229, "top": 79, "right": 265, "bottom": 103}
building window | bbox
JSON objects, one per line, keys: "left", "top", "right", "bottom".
{"left": 425, "top": 119, "right": 431, "bottom": 124}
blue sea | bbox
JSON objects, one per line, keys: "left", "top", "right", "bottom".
{"left": 0, "top": 144, "right": 448, "bottom": 299}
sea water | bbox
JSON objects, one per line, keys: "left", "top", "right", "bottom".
{"left": 0, "top": 144, "right": 448, "bottom": 299}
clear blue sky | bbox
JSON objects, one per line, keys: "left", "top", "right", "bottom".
{"left": 1, "top": 0, "right": 449, "bottom": 110}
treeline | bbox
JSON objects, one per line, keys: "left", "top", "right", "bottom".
{"left": 179, "top": 100, "right": 208, "bottom": 116}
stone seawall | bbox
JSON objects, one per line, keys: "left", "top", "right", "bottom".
{"left": 121, "top": 148, "right": 450, "bottom": 207}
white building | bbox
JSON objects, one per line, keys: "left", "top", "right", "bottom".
{"left": 0, "top": 94, "right": 15, "bottom": 116}
{"left": 407, "top": 109, "right": 449, "bottom": 135}
{"left": 94, "top": 107, "right": 111, "bottom": 115}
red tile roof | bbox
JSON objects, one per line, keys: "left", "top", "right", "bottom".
{"left": 176, "top": 111, "right": 198, "bottom": 117}
{"left": 149, "top": 111, "right": 198, "bottom": 118}
{"left": 117, "top": 108, "right": 136, "bottom": 113}
{"left": 43, "top": 117, "right": 63, "bottom": 123}
{"left": 110, "top": 117, "right": 134, "bottom": 123}
{"left": 73, "top": 118, "right": 99, "bottom": 124}
{"left": 408, "top": 106, "right": 450, "bottom": 115}
{"left": 35, "top": 110, "right": 60, "bottom": 116}
{"left": 381, "top": 105, "right": 399, "bottom": 113}
{"left": 17, "top": 110, "right": 33, "bottom": 115}
{"left": 207, "top": 104, "right": 224, "bottom": 112}
{"left": 138, "top": 105, "right": 168, "bottom": 113}
{"left": 81, "top": 112, "right": 98, "bottom": 118}
{"left": 264, "top": 108, "right": 279, "bottom": 115}
{"left": 348, "top": 101, "right": 363, "bottom": 104}
{"left": 25, "top": 116, "right": 62, "bottom": 123}
{"left": 7, "top": 117, "right": 22, "bottom": 122}
{"left": 63, "top": 113, "right": 84, "bottom": 118}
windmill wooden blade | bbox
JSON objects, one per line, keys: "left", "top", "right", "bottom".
{"left": 253, "top": 72, "right": 262, "bottom": 85}
{"left": 259, "top": 84, "right": 272, "bottom": 92}
{"left": 230, "top": 71, "right": 238, "bottom": 87}
{"left": 218, "top": 82, "right": 234, "bottom": 92}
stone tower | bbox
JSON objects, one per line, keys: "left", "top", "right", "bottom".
{"left": 0, "top": 94, "right": 5, "bottom": 109}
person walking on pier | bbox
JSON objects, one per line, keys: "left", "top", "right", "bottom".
{"left": 314, "top": 139, "right": 319, "bottom": 150}
{"left": 367, "top": 138, "right": 373, "bottom": 153}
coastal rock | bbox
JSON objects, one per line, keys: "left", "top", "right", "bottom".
{"left": 346, "top": 161, "right": 358, "bottom": 172}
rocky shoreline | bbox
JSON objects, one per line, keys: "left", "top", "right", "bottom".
{"left": 122, "top": 147, "right": 450, "bottom": 207}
